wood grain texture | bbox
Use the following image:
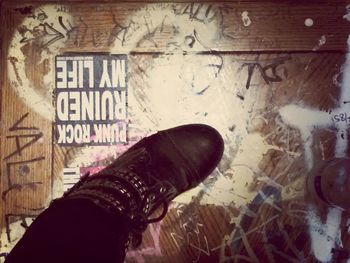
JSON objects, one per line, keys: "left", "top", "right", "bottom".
{"left": 0, "top": 1, "right": 349, "bottom": 52}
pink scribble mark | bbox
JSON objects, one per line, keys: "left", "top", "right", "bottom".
{"left": 126, "top": 221, "right": 163, "bottom": 263}
{"left": 126, "top": 204, "right": 173, "bottom": 263}
{"left": 80, "top": 166, "right": 105, "bottom": 176}
{"left": 84, "top": 138, "right": 141, "bottom": 167}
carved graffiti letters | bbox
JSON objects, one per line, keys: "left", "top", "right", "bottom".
{"left": 2, "top": 113, "right": 45, "bottom": 242}
{"left": 238, "top": 56, "right": 290, "bottom": 90}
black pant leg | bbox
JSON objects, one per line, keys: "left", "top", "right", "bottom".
{"left": 5, "top": 199, "right": 131, "bottom": 263}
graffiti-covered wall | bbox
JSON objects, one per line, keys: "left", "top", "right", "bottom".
{"left": 1, "top": 1, "right": 350, "bottom": 262}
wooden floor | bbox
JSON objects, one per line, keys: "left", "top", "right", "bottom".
{"left": 1, "top": 1, "right": 350, "bottom": 262}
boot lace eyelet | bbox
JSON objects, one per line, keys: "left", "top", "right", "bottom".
{"left": 128, "top": 164, "right": 136, "bottom": 171}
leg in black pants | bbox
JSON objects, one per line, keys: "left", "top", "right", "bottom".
{"left": 5, "top": 199, "right": 131, "bottom": 263}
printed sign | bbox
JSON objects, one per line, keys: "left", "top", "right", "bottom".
{"left": 54, "top": 54, "right": 128, "bottom": 145}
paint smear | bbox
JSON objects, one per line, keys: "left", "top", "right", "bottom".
{"left": 241, "top": 11, "right": 252, "bottom": 27}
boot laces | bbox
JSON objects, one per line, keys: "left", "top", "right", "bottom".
{"left": 60, "top": 170, "right": 177, "bottom": 249}
{"left": 128, "top": 177, "right": 177, "bottom": 247}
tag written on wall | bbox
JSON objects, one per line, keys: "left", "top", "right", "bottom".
{"left": 54, "top": 54, "right": 128, "bottom": 146}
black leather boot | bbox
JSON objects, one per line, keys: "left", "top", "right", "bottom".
{"left": 59, "top": 124, "right": 224, "bottom": 248}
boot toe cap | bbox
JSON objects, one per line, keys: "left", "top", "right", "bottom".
{"left": 164, "top": 124, "right": 224, "bottom": 182}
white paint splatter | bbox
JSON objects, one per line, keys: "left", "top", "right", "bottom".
{"left": 343, "top": 4, "right": 350, "bottom": 22}
{"left": 8, "top": 5, "right": 73, "bottom": 120}
{"left": 334, "top": 36, "right": 350, "bottom": 157}
{"left": 278, "top": 102, "right": 342, "bottom": 262}
{"left": 177, "top": 133, "right": 292, "bottom": 206}
{"left": 312, "top": 35, "right": 326, "bottom": 51}
{"left": 307, "top": 206, "right": 342, "bottom": 262}
{"left": 133, "top": 52, "right": 278, "bottom": 206}
{"left": 304, "top": 18, "right": 314, "bottom": 27}
{"left": 6, "top": 5, "right": 342, "bottom": 260}
{"left": 306, "top": 10, "right": 350, "bottom": 262}
{"left": 241, "top": 11, "right": 252, "bottom": 27}
{"left": 334, "top": 18, "right": 350, "bottom": 263}
{"left": 279, "top": 104, "right": 332, "bottom": 169}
